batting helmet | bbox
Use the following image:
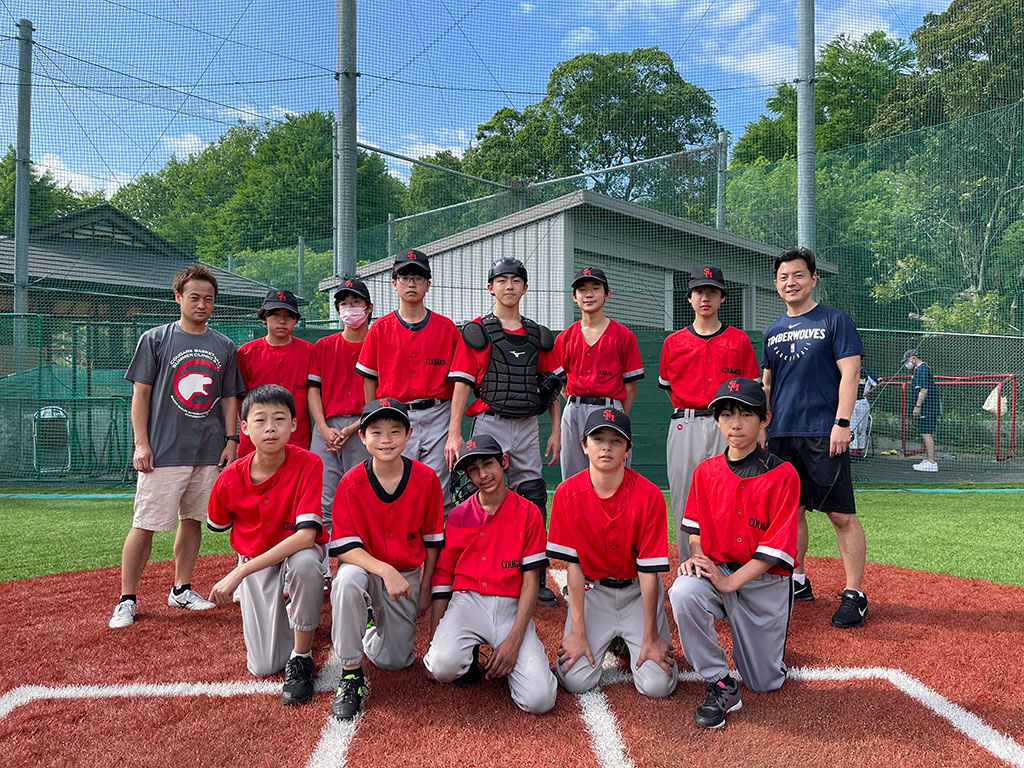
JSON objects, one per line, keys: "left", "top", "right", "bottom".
{"left": 487, "top": 257, "right": 528, "bottom": 284}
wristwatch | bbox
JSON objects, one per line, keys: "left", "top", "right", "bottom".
{"left": 225, "top": 434, "right": 240, "bottom": 443}
{"left": 833, "top": 418, "right": 850, "bottom": 428}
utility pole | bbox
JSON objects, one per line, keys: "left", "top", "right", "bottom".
{"left": 796, "top": 0, "right": 816, "bottom": 252}
{"left": 14, "top": 18, "right": 34, "bottom": 373}
{"left": 335, "top": 0, "right": 357, "bottom": 279}
{"left": 716, "top": 130, "right": 728, "bottom": 231}
{"left": 297, "top": 235, "right": 305, "bottom": 300}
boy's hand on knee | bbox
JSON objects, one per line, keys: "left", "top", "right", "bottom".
{"left": 382, "top": 566, "right": 413, "bottom": 601}
{"left": 485, "top": 636, "right": 521, "bottom": 679}
{"left": 637, "top": 635, "right": 675, "bottom": 677}
{"left": 557, "top": 630, "right": 595, "bottom": 673}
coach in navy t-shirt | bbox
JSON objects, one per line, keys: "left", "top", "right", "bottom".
{"left": 761, "top": 247, "right": 869, "bottom": 630}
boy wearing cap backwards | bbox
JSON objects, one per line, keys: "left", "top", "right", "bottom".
{"left": 668, "top": 377, "right": 798, "bottom": 729}
{"left": 554, "top": 266, "right": 645, "bottom": 481}
{"left": 206, "top": 385, "right": 328, "bottom": 706}
{"left": 761, "top": 246, "right": 867, "bottom": 628}
{"left": 444, "top": 256, "right": 565, "bottom": 606}
{"left": 547, "top": 408, "right": 678, "bottom": 698}
{"left": 424, "top": 434, "right": 557, "bottom": 714}
{"left": 236, "top": 289, "right": 314, "bottom": 458}
{"left": 327, "top": 398, "right": 445, "bottom": 720}
{"left": 659, "top": 266, "right": 758, "bottom": 563}
{"left": 308, "top": 278, "right": 374, "bottom": 530}
{"left": 356, "top": 250, "right": 461, "bottom": 511}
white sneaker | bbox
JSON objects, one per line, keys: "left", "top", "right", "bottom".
{"left": 109, "top": 599, "right": 137, "bottom": 628}
{"left": 912, "top": 460, "right": 938, "bottom": 472}
{"left": 168, "top": 587, "right": 216, "bottom": 611}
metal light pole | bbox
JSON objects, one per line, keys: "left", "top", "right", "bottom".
{"left": 335, "top": 0, "right": 357, "bottom": 279}
{"left": 796, "top": 0, "right": 816, "bottom": 251}
{"left": 14, "top": 19, "right": 34, "bottom": 372}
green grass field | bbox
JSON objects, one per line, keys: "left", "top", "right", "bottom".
{"left": 2, "top": 490, "right": 1021, "bottom": 586}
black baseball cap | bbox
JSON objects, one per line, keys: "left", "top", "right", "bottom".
{"left": 392, "top": 249, "right": 431, "bottom": 278}
{"left": 583, "top": 407, "right": 631, "bottom": 442}
{"left": 359, "top": 397, "right": 410, "bottom": 430}
{"left": 688, "top": 265, "right": 728, "bottom": 296}
{"left": 709, "top": 377, "right": 766, "bottom": 410}
{"left": 901, "top": 348, "right": 919, "bottom": 363}
{"left": 260, "top": 289, "right": 300, "bottom": 317}
{"left": 452, "top": 434, "right": 505, "bottom": 474}
{"left": 571, "top": 266, "right": 609, "bottom": 290}
{"left": 334, "top": 277, "right": 370, "bottom": 304}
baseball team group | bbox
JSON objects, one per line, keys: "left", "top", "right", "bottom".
{"left": 107, "top": 243, "right": 873, "bottom": 730}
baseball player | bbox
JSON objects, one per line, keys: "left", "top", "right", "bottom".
{"left": 547, "top": 408, "right": 678, "bottom": 698}
{"left": 668, "top": 377, "right": 798, "bottom": 729}
{"left": 424, "top": 435, "right": 557, "bottom": 714}
{"left": 109, "top": 264, "right": 243, "bottom": 629}
{"left": 444, "top": 256, "right": 564, "bottom": 606}
{"left": 327, "top": 398, "right": 445, "bottom": 720}
{"left": 356, "top": 250, "right": 460, "bottom": 512}
{"left": 659, "top": 266, "right": 758, "bottom": 562}
{"left": 206, "top": 385, "right": 328, "bottom": 706}
{"left": 236, "top": 289, "right": 314, "bottom": 458}
{"left": 554, "top": 266, "right": 644, "bottom": 481}
{"left": 307, "top": 278, "right": 373, "bottom": 531}
{"left": 761, "top": 246, "right": 868, "bottom": 628}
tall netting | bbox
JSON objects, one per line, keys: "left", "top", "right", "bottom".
{"left": 0, "top": 0, "right": 1021, "bottom": 483}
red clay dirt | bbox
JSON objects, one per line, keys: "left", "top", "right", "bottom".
{"left": 2, "top": 554, "right": 1022, "bottom": 767}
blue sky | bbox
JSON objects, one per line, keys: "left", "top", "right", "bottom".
{"left": 0, "top": 0, "right": 949, "bottom": 197}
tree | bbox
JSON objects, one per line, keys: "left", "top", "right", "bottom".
{"left": 406, "top": 151, "right": 472, "bottom": 214}
{"left": 0, "top": 147, "right": 84, "bottom": 232}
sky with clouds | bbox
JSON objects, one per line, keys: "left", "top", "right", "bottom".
{"left": 0, "top": 0, "right": 949, "bottom": 197}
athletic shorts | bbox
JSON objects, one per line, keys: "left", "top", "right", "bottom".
{"left": 767, "top": 435, "right": 856, "bottom": 514}
{"left": 917, "top": 413, "right": 937, "bottom": 436}
{"left": 132, "top": 464, "right": 220, "bottom": 531}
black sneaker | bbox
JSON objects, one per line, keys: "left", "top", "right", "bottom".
{"left": 453, "top": 645, "right": 485, "bottom": 689}
{"left": 331, "top": 673, "right": 369, "bottom": 720}
{"left": 792, "top": 577, "right": 815, "bottom": 602}
{"left": 537, "top": 585, "right": 558, "bottom": 606}
{"left": 366, "top": 607, "right": 375, "bottom": 630}
{"left": 831, "top": 589, "right": 869, "bottom": 628}
{"left": 694, "top": 676, "right": 742, "bottom": 729}
{"left": 281, "top": 655, "right": 315, "bottom": 706}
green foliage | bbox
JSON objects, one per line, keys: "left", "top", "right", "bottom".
{"left": 919, "top": 291, "right": 1011, "bottom": 333}
{"left": 231, "top": 243, "right": 333, "bottom": 320}
{"left": 0, "top": 146, "right": 86, "bottom": 233}
{"left": 406, "top": 151, "right": 475, "bottom": 214}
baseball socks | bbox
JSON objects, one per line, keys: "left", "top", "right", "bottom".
{"left": 281, "top": 650, "right": 316, "bottom": 706}
{"left": 331, "top": 667, "right": 369, "bottom": 721}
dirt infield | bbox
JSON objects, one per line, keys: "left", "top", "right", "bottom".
{"left": 3, "top": 555, "right": 1023, "bottom": 767}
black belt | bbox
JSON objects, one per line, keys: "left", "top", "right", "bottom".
{"left": 672, "top": 408, "right": 713, "bottom": 418}
{"left": 406, "top": 398, "right": 445, "bottom": 411}
{"left": 596, "top": 577, "right": 635, "bottom": 589}
{"left": 568, "top": 395, "right": 615, "bottom": 406}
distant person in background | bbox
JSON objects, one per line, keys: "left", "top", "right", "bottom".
{"left": 903, "top": 349, "right": 939, "bottom": 472}
{"left": 850, "top": 366, "right": 879, "bottom": 455}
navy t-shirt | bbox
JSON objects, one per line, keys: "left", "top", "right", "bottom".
{"left": 912, "top": 361, "right": 939, "bottom": 415}
{"left": 762, "top": 304, "right": 864, "bottom": 437}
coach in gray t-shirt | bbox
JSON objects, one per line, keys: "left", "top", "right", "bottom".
{"left": 109, "top": 264, "right": 244, "bottom": 630}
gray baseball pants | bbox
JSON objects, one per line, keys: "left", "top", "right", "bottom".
{"left": 667, "top": 413, "right": 726, "bottom": 561}
{"left": 471, "top": 412, "right": 543, "bottom": 488}
{"left": 309, "top": 415, "right": 369, "bottom": 532}
{"left": 404, "top": 401, "right": 452, "bottom": 512}
{"left": 560, "top": 399, "right": 630, "bottom": 480}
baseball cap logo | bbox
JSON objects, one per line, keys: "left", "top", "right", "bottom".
{"left": 704, "top": 268, "right": 712, "bottom": 278}
{"left": 466, "top": 440, "right": 476, "bottom": 449}
{"left": 379, "top": 398, "right": 391, "bottom": 408}
{"left": 583, "top": 267, "right": 592, "bottom": 276}
{"left": 345, "top": 280, "right": 353, "bottom": 287}
{"left": 277, "top": 291, "right": 286, "bottom": 301}
{"left": 407, "top": 251, "right": 417, "bottom": 259}
{"left": 603, "top": 409, "right": 615, "bottom": 421}
{"left": 728, "top": 380, "right": 739, "bottom": 391}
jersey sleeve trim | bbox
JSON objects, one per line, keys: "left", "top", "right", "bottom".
{"left": 622, "top": 368, "right": 644, "bottom": 382}
{"left": 206, "top": 519, "right": 232, "bottom": 533}
{"left": 447, "top": 370, "right": 477, "bottom": 385}
{"left": 545, "top": 541, "right": 579, "bottom": 563}
{"left": 521, "top": 551, "right": 548, "bottom": 571}
{"left": 307, "top": 373, "right": 322, "bottom": 385}
{"left": 754, "top": 546, "right": 795, "bottom": 572}
{"left": 355, "top": 363, "right": 378, "bottom": 380}
{"left": 636, "top": 556, "right": 670, "bottom": 573}
{"left": 328, "top": 536, "right": 363, "bottom": 557}
{"left": 680, "top": 517, "right": 700, "bottom": 536}
{"left": 658, "top": 376, "right": 671, "bottom": 390}
{"left": 422, "top": 532, "right": 445, "bottom": 548}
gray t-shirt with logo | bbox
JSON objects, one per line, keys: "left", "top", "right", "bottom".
{"left": 125, "top": 322, "right": 244, "bottom": 467}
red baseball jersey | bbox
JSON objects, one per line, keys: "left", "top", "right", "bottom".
{"left": 308, "top": 332, "right": 365, "bottom": 418}
{"left": 681, "top": 448, "right": 799, "bottom": 576}
{"left": 547, "top": 468, "right": 670, "bottom": 579}
{"left": 554, "top": 320, "right": 644, "bottom": 400}
{"left": 356, "top": 310, "right": 459, "bottom": 402}
{"left": 431, "top": 490, "right": 548, "bottom": 600}
{"left": 449, "top": 317, "right": 564, "bottom": 417}
{"left": 659, "top": 325, "right": 758, "bottom": 410}
{"left": 237, "top": 336, "right": 314, "bottom": 456}
{"left": 328, "top": 457, "right": 445, "bottom": 569}
{"left": 207, "top": 445, "right": 327, "bottom": 558}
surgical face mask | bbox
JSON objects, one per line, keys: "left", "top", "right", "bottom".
{"left": 904, "top": 360, "right": 914, "bottom": 370}
{"left": 339, "top": 306, "right": 368, "bottom": 328}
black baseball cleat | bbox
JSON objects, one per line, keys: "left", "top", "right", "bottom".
{"left": 281, "top": 655, "right": 316, "bottom": 706}
{"left": 331, "top": 673, "right": 369, "bottom": 720}
{"left": 831, "top": 589, "right": 869, "bottom": 628}
{"left": 537, "top": 585, "right": 558, "bottom": 606}
{"left": 453, "top": 645, "right": 485, "bottom": 689}
{"left": 694, "top": 676, "right": 742, "bottom": 729}
{"left": 793, "top": 577, "right": 815, "bottom": 602}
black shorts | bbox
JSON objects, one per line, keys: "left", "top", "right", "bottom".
{"left": 917, "top": 414, "right": 937, "bottom": 435}
{"left": 767, "top": 435, "right": 857, "bottom": 514}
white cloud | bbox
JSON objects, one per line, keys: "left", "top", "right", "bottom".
{"left": 716, "top": 43, "right": 796, "bottom": 81}
{"left": 562, "top": 26, "right": 600, "bottom": 52}
{"left": 520, "top": 2, "right": 535, "bottom": 12}
{"left": 818, "top": 1, "right": 897, "bottom": 44}
{"left": 34, "top": 153, "right": 129, "bottom": 198}
{"left": 709, "top": 0, "right": 757, "bottom": 28}
{"left": 161, "top": 132, "right": 207, "bottom": 158}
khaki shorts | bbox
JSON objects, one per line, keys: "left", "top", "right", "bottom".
{"left": 132, "top": 465, "right": 221, "bottom": 531}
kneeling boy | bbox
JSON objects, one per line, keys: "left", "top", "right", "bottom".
{"left": 328, "top": 398, "right": 445, "bottom": 720}
{"left": 547, "top": 408, "right": 678, "bottom": 698}
{"left": 207, "top": 384, "right": 328, "bottom": 706}
{"left": 668, "top": 377, "right": 798, "bottom": 729}
{"left": 424, "top": 435, "right": 557, "bottom": 714}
